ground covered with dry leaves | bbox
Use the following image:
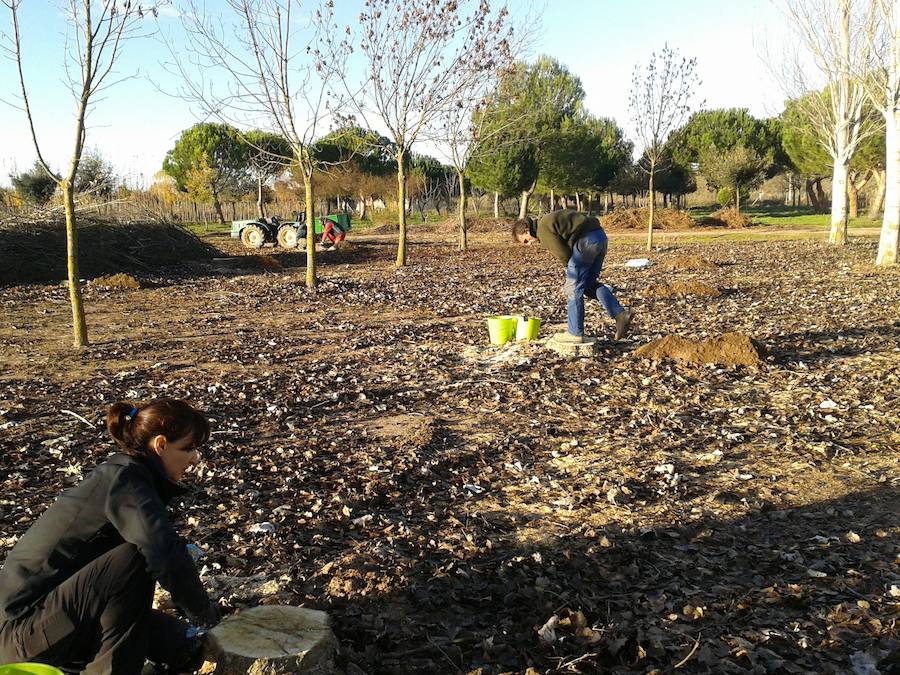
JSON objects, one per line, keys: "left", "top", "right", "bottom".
{"left": 1, "top": 231, "right": 898, "bottom": 674}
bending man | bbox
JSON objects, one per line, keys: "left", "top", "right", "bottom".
{"left": 513, "top": 209, "right": 632, "bottom": 343}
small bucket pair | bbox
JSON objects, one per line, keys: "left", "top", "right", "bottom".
{"left": 486, "top": 315, "right": 541, "bottom": 345}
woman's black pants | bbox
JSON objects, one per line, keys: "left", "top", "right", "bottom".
{"left": 0, "top": 543, "right": 193, "bottom": 674}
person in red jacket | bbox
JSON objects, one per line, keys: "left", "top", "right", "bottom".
{"left": 513, "top": 210, "right": 632, "bottom": 343}
{"left": 0, "top": 399, "right": 220, "bottom": 674}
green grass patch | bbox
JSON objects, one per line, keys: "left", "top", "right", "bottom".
{"left": 687, "top": 205, "right": 879, "bottom": 229}
{"left": 355, "top": 210, "right": 450, "bottom": 229}
{"left": 181, "top": 221, "right": 232, "bottom": 236}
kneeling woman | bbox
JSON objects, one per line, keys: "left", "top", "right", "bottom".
{"left": 0, "top": 398, "right": 221, "bottom": 674}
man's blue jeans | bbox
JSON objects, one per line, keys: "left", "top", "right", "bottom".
{"left": 563, "top": 228, "right": 624, "bottom": 336}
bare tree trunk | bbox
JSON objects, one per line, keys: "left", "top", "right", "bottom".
{"left": 358, "top": 193, "right": 367, "bottom": 220}
{"left": 735, "top": 185, "right": 741, "bottom": 214}
{"left": 877, "top": 107, "right": 900, "bottom": 265}
{"left": 303, "top": 172, "right": 316, "bottom": 288}
{"left": 396, "top": 150, "right": 407, "bottom": 266}
{"left": 62, "top": 181, "right": 88, "bottom": 347}
{"left": 457, "top": 170, "right": 467, "bottom": 251}
{"left": 847, "top": 173, "right": 859, "bottom": 218}
{"left": 549, "top": 189, "right": 555, "bottom": 212}
{"left": 493, "top": 191, "right": 499, "bottom": 218}
{"left": 604, "top": 192, "right": 609, "bottom": 214}
{"left": 213, "top": 196, "right": 227, "bottom": 225}
{"left": 869, "top": 168, "right": 886, "bottom": 217}
{"left": 830, "top": 160, "right": 849, "bottom": 245}
{"left": 257, "top": 177, "right": 265, "bottom": 218}
{"left": 519, "top": 188, "right": 531, "bottom": 219}
{"left": 575, "top": 192, "right": 581, "bottom": 211}
{"left": 805, "top": 179, "right": 817, "bottom": 210}
{"left": 646, "top": 168, "right": 655, "bottom": 251}
{"left": 815, "top": 178, "right": 828, "bottom": 213}
{"left": 876, "top": 6, "right": 900, "bottom": 265}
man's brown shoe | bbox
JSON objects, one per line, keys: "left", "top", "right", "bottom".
{"left": 614, "top": 310, "right": 633, "bottom": 340}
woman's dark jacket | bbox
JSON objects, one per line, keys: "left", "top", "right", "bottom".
{"left": 0, "top": 452, "right": 210, "bottom": 621}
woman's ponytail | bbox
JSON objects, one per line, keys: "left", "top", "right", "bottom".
{"left": 106, "top": 398, "right": 208, "bottom": 457}
{"left": 107, "top": 401, "right": 138, "bottom": 449}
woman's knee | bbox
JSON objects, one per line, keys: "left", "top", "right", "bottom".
{"left": 97, "top": 544, "right": 154, "bottom": 601}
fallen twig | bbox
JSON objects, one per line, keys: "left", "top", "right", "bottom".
{"left": 552, "top": 652, "right": 599, "bottom": 672}
{"left": 674, "top": 634, "right": 701, "bottom": 669}
{"left": 425, "top": 637, "right": 464, "bottom": 673}
{"left": 61, "top": 409, "right": 95, "bottom": 428}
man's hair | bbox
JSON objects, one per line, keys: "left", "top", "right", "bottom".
{"left": 511, "top": 217, "right": 533, "bottom": 241}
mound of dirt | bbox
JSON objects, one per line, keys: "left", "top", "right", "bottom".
{"left": 240, "top": 254, "right": 282, "bottom": 272}
{"left": 700, "top": 207, "right": 754, "bottom": 229}
{"left": 369, "top": 223, "right": 399, "bottom": 234}
{"left": 662, "top": 255, "right": 720, "bottom": 271}
{"left": 602, "top": 208, "right": 698, "bottom": 230}
{"left": 90, "top": 273, "right": 141, "bottom": 289}
{"left": 634, "top": 332, "right": 763, "bottom": 367}
{"left": 646, "top": 281, "right": 721, "bottom": 298}
{"left": 369, "top": 414, "right": 437, "bottom": 449}
{"left": 369, "top": 221, "right": 438, "bottom": 235}
{"left": 333, "top": 239, "right": 359, "bottom": 251}
{"left": 465, "top": 217, "right": 516, "bottom": 233}
{"left": 0, "top": 220, "right": 214, "bottom": 284}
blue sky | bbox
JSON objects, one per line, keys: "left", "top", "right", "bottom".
{"left": 0, "top": 0, "right": 785, "bottom": 188}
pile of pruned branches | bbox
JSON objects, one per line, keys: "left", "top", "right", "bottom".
{"left": 0, "top": 217, "right": 214, "bottom": 284}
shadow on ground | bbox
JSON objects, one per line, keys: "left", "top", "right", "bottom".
{"left": 316, "top": 481, "right": 899, "bottom": 674}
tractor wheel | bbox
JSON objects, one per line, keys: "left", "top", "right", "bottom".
{"left": 240, "top": 223, "right": 266, "bottom": 249}
{"left": 277, "top": 225, "right": 299, "bottom": 249}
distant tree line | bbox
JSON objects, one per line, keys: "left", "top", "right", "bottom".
{"left": 7, "top": 59, "right": 887, "bottom": 232}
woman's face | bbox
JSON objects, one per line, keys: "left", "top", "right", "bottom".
{"left": 150, "top": 432, "right": 201, "bottom": 481}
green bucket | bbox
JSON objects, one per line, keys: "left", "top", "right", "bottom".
{"left": 0, "top": 665, "right": 64, "bottom": 675}
{"left": 486, "top": 315, "right": 517, "bottom": 345}
{"left": 515, "top": 316, "right": 541, "bottom": 341}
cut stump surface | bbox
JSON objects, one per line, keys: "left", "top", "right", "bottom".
{"left": 546, "top": 336, "right": 598, "bottom": 357}
{"left": 206, "top": 605, "right": 336, "bottom": 674}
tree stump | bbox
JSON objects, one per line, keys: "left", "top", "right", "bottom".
{"left": 546, "top": 335, "right": 598, "bottom": 357}
{"left": 206, "top": 606, "right": 336, "bottom": 674}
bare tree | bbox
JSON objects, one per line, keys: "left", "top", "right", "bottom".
{"left": 170, "top": 0, "right": 339, "bottom": 288}
{"left": 775, "top": 0, "right": 880, "bottom": 246}
{"left": 431, "top": 74, "right": 518, "bottom": 250}
{"left": 628, "top": 44, "right": 701, "bottom": 251}
{"left": 427, "top": 13, "right": 536, "bottom": 250}
{"left": 318, "top": 0, "right": 513, "bottom": 266}
{"left": 3, "top": 0, "right": 156, "bottom": 347}
{"left": 861, "top": 0, "right": 900, "bottom": 265}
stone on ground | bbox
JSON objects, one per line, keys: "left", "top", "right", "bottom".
{"left": 633, "top": 332, "right": 762, "bottom": 367}
{"left": 546, "top": 335, "right": 598, "bottom": 357}
{"left": 205, "top": 605, "right": 336, "bottom": 674}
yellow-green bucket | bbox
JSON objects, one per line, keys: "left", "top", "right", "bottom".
{"left": 0, "top": 665, "right": 64, "bottom": 675}
{"left": 515, "top": 316, "right": 541, "bottom": 340}
{"left": 486, "top": 315, "right": 517, "bottom": 345}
